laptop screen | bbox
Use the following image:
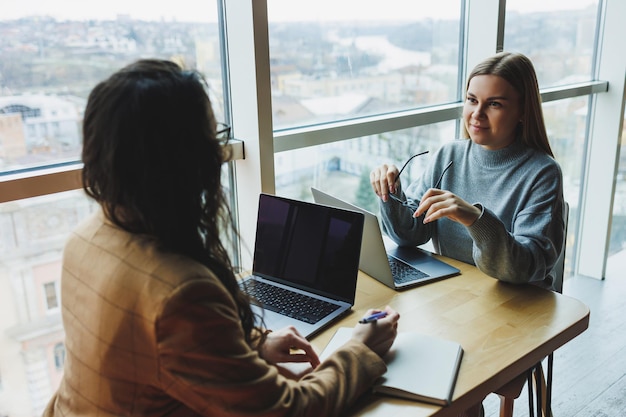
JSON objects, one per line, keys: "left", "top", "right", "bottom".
{"left": 253, "top": 194, "right": 363, "bottom": 304}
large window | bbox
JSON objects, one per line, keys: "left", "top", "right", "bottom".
{"left": 268, "top": 0, "right": 465, "bottom": 222}
{"left": 272, "top": 0, "right": 604, "bottom": 281}
{"left": 0, "top": 3, "right": 226, "bottom": 174}
{"left": 0, "top": 2, "right": 226, "bottom": 416}
{"left": 504, "top": 0, "right": 599, "bottom": 88}
{"left": 267, "top": 0, "right": 463, "bottom": 130}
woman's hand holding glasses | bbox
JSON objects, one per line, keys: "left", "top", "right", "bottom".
{"left": 371, "top": 151, "right": 479, "bottom": 226}
{"left": 370, "top": 151, "right": 429, "bottom": 207}
{"left": 370, "top": 163, "right": 401, "bottom": 202}
{"left": 414, "top": 189, "right": 482, "bottom": 227}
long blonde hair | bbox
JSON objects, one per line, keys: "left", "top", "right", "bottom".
{"left": 462, "top": 51, "right": 554, "bottom": 157}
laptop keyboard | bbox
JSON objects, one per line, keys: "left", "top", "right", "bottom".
{"left": 388, "top": 256, "right": 430, "bottom": 284}
{"left": 240, "top": 279, "right": 341, "bottom": 324}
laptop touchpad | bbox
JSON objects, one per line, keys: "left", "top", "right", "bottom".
{"left": 388, "top": 245, "right": 431, "bottom": 265}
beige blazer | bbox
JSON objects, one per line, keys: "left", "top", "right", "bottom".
{"left": 43, "top": 210, "right": 385, "bottom": 417}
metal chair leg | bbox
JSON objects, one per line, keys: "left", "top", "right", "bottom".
{"left": 546, "top": 353, "right": 554, "bottom": 417}
{"left": 531, "top": 359, "right": 554, "bottom": 417}
{"left": 527, "top": 367, "right": 535, "bottom": 417}
{"left": 535, "top": 363, "right": 542, "bottom": 417}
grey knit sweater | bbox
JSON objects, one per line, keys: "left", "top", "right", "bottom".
{"left": 380, "top": 138, "right": 565, "bottom": 289}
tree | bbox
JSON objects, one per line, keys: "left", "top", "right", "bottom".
{"left": 354, "top": 168, "right": 378, "bottom": 214}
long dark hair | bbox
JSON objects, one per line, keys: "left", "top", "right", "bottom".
{"left": 463, "top": 51, "right": 554, "bottom": 157}
{"left": 81, "top": 59, "right": 255, "bottom": 342}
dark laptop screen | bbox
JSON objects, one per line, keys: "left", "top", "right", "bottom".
{"left": 252, "top": 194, "right": 363, "bottom": 303}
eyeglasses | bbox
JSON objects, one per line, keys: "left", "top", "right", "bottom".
{"left": 216, "top": 122, "right": 231, "bottom": 141}
{"left": 387, "top": 151, "right": 453, "bottom": 211}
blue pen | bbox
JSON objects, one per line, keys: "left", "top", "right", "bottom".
{"left": 358, "top": 311, "right": 387, "bottom": 324}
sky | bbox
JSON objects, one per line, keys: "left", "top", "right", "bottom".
{"left": 2, "top": 0, "right": 598, "bottom": 23}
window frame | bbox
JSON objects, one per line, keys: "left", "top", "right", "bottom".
{"left": 0, "top": 142, "right": 243, "bottom": 204}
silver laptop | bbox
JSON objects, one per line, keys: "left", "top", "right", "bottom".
{"left": 311, "top": 187, "right": 460, "bottom": 290}
{"left": 239, "top": 193, "right": 364, "bottom": 339}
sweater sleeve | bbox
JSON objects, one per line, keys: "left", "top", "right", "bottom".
{"left": 156, "top": 277, "right": 386, "bottom": 417}
{"left": 466, "top": 163, "right": 565, "bottom": 288}
{"left": 379, "top": 182, "right": 433, "bottom": 247}
{"left": 378, "top": 153, "right": 444, "bottom": 247}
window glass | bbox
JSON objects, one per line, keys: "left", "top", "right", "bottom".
{"left": 43, "top": 282, "right": 59, "bottom": 311}
{"left": 267, "top": 0, "right": 463, "bottom": 130}
{"left": 504, "top": 0, "right": 599, "bottom": 88}
{"left": 543, "top": 96, "right": 592, "bottom": 278}
{"left": 608, "top": 114, "right": 626, "bottom": 258}
{"left": 53, "top": 343, "right": 66, "bottom": 371}
{"left": 275, "top": 120, "right": 457, "bottom": 212}
{"left": 0, "top": 1, "right": 225, "bottom": 174}
{"left": 0, "top": 190, "right": 96, "bottom": 415}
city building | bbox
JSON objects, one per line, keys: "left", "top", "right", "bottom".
{"left": 0, "top": 95, "right": 83, "bottom": 170}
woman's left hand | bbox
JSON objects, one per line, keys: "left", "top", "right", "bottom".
{"left": 415, "top": 188, "right": 481, "bottom": 227}
{"left": 259, "top": 326, "right": 321, "bottom": 369}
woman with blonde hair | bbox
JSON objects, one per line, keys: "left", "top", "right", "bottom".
{"left": 371, "top": 50, "right": 565, "bottom": 417}
{"left": 372, "top": 51, "right": 564, "bottom": 290}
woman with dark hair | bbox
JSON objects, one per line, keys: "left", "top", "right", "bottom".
{"left": 44, "top": 59, "right": 399, "bottom": 417}
{"left": 371, "top": 51, "right": 565, "bottom": 417}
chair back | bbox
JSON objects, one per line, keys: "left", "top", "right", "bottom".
{"left": 548, "top": 201, "right": 569, "bottom": 294}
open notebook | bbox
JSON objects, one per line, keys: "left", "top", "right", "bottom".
{"left": 321, "top": 327, "right": 464, "bottom": 406}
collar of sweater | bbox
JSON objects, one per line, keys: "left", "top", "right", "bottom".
{"left": 469, "top": 138, "right": 530, "bottom": 169}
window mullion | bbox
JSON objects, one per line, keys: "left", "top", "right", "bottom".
{"left": 224, "top": 0, "right": 274, "bottom": 270}
{"left": 576, "top": 0, "right": 626, "bottom": 279}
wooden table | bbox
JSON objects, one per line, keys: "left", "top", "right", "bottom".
{"left": 311, "top": 256, "right": 590, "bottom": 417}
